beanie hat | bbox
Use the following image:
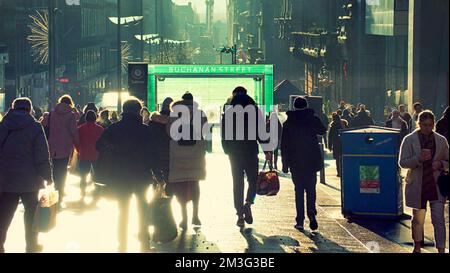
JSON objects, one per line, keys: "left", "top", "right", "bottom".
{"left": 294, "top": 96, "right": 308, "bottom": 110}
{"left": 182, "top": 92, "right": 193, "bottom": 101}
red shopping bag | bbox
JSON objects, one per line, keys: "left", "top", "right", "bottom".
{"left": 257, "top": 160, "right": 280, "bottom": 196}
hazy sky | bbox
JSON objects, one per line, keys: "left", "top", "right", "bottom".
{"left": 172, "top": 0, "right": 227, "bottom": 21}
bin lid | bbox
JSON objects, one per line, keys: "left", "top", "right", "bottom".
{"left": 341, "top": 126, "right": 400, "bottom": 134}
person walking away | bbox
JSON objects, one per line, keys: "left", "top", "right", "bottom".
{"left": 281, "top": 96, "right": 327, "bottom": 232}
{"left": 97, "top": 109, "right": 112, "bottom": 129}
{"left": 78, "top": 102, "right": 98, "bottom": 126}
{"left": 222, "top": 87, "right": 272, "bottom": 228}
{"left": 399, "top": 110, "right": 449, "bottom": 253}
{"left": 165, "top": 93, "right": 207, "bottom": 229}
{"left": 266, "top": 112, "right": 283, "bottom": 170}
{"left": 96, "top": 97, "right": 156, "bottom": 252}
{"left": 0, "top": 98, "right": 53, "bottom": 253}
{"left": 40, "top": 95, "right": 79, "bottom": 208}
{"left": 386, "top": 109, "right": 409, "bottom": 148}
{"left": 148, "top": 97, "right": 173, "bottom": 187}
{"left": 74, "top": 110, "right": 104, "bottom": 205}
{"left": 436, "top": 106, "right": 449, "bottom": 142}
{"left": 352, "top": 104, "right": 375, "bottom": 127}
{"left": 328, "top": 113, "right": 348, "bottom": 177}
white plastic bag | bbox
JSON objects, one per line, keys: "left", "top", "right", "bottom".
{"left": 38, "top": 183, "right": 59, "bottom": 208}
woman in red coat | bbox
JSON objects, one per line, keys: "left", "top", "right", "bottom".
{"left": 74, "top": 110, "right": 104, "bottom": 204}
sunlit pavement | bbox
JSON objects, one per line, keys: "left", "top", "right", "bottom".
{"left": 4, "top": 151, "right": 449, "bottom": 253}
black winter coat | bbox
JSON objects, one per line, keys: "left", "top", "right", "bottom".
{"left": 385, "top": 117, "right": 409, "bottom": 145}
{"left": 281, "top": 109, "right": 327, "bottom": 173}
{"left": 221, "top": 94, "right": 268, "bottom": 156}
{"left": 352, "top": 111, "right": 375, "bottom": 127}
{"left": 328, "top": 120, "right": 347, "bottom": 159}
{"left": 0, "top": 110, "right": 52, "bottom": 193}
{"left": 148, "top": 111, "right": 171, "bottom": 182}
{"left": 95, "top": 113, "right": 156, "bottom": 191}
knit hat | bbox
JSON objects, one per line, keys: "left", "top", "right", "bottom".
{"left": 294, "top": 96, "right": 308, "bottom": 110}
{"left": 182, "top": 92, "right": 193, "bottom": 101}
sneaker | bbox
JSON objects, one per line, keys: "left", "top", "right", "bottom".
{"left": 309, "top": 218, "right": 318, "bottom": 231}
{"left": 236, "top": 216, "right": 245, "bottom": 228}
{"left": 243, "top": 203, "right": 253, "bottom": 224}
{"left": 294, "top": 224, "right": 304, "bottom": 232}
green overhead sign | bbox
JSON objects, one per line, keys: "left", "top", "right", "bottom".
{"left": 147, "top": 64, "right": 274, "bottom": 113}
{"left": 148, "top": 64, "right": 274, "bottom": 75}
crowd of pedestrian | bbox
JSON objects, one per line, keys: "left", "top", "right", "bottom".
{"left": 0, "top": 92, "right": 448, "bottom": 254}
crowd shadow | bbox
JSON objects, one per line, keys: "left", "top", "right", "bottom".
{"left": 301, "top": 229, "right": 352, "bottom": 253}
{"left": 239, "top": 228, "right": 300, "bottom": 253}
{"left": 150, "top": 227, "right": 221, "bottom": 253}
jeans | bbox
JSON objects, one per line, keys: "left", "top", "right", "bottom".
{"left": 412, "top": 202, "right": 446, "bottom": 249}
{"left": 291, "top": 170, "right": 318, "bottom": 224}
{"left": 0, "top": 192, "right": 39, "bottom": 252}
{"left": 52, "top": 157, "right": 70, "bottom": 203}
{"left": 228, "top": 154, "right": 258, "bottom": 216}
{"left": 78, "top": 160, "right": 95, "bottom": 197}
{"left": 116, "top": 185, "right": 150, "bottom": 252}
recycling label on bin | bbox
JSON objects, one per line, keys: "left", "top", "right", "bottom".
{"left": 360, "top": 166, "right": 380, "bottom": 194}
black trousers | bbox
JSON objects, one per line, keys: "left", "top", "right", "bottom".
{"left": 52, "top": 157, "right": 70, "bottom": 202}
{"left": 0, "top": 192, "right": 39, "bottom": 253}
{"left": 291, "top": 170, "right": 318, "bottom": 224}
{"left": 116, "top": 185, "right": 149, "bottom": 252}
{"left": 228, "top": 154, "right": 258, "bottom": 216}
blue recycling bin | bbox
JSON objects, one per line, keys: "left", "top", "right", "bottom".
{"left": 340, "top": 126, "right": 403, "bottom": 219}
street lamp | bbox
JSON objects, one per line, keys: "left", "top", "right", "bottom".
{"left": 108, "top": 2, "right": 144, "bottom": 112}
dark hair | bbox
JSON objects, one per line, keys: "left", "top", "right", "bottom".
{"left": 58, "top": 95, "right": 74, "bottom": 107}
{"left": 85, "top": 110, "right": 97, "bottom": 122}
{"left": 12, "top": 97, "right": 33, "bottom": 112}
{"left": 413, "top": 102, "right": 422, "bottom": 109}
{"left": 232, "top": 86, "right": 248, "bottom": 95}
{"left": 100, "top": 109, "right": 109, "bottom": 119}
{"left": 418, "top": 110, "right": 435, "bottom": 123}
{"left": 83, "top": 102, "right": 98, "bottom": 114}
{"left": 343, "top": 109, "right": 350, "bottom": 116}
{"left": 122, "top": 97, "right": 143, "bottom": 114}
{"left": 336, "top": 109, "right": 342, "bottom": 116}
{"left": 182, "top": 92, "right": 194, "bottom": 101}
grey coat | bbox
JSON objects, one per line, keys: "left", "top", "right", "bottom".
{"left": 399, "top": 130, "right": 449, "bottom": 209}
{"left": 0, "top": 110, "right": 52, "bottom": 193}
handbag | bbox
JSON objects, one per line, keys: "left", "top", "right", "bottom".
{"left": 257, "top": 160, "right": 280, "bottom": 196}
{"left": 437, "top": 170, "right": 449, "bottom": 198}
{"left": 147, "top": 183, "right": 178, "bottom": 243}
{"left": 33, "top": 184, "right": 59, "bottom": 233}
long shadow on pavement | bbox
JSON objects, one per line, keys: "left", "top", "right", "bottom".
{"left": 240, "top": 228, "right": 300, "bottom": 253}
{"left": 302, "top": 230, "right": 352, "bottom": 253}
{"left": 150, "top": 227, "right": 221, "bottom": 253}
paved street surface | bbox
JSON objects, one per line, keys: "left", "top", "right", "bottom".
{"left": 4, "top": 151, "right": 449, "bottom": 253}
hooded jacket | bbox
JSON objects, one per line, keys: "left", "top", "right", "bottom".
{"left": 0, "top": 110, "right": 52, "bottom": 193}
{"left": 352, "top": 110, "right": 375, "bottom": 128}
{"left": 41, "top": 103, "right": 79, "bottom": 159}
{"left": 167, "top": 100, "right": 207, "bottom": 183}
{"left": 95, "top": 112, "right": 156, "bottom": 190}
{"left": 221, "top": 94, "right": 268, "bottom": 156}
{"left": 281, "top": 109, "right": 327, "bottom": 173}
